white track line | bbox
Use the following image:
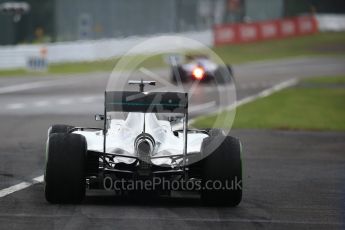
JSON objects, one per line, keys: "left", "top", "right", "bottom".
{"left": 0, "top": 74, "right": 92, "bottom": 94}
{"left": 0, "top": 175, "right": 43, "bottom": 198}
{"left": 237, "top": 78, "right": 297, "bottom": 107}
{"left": 0, "top": 81, "right": 61, "bottom": 94}
{"left": 33, "top": 100, "right": 49, "bottom": 107}
{"left": 175, "top": 78, "right": 298, "bottom": 129}
{"left": 0, "top": 78, "right": 298, "bottom": 199}
{"left": 197, "top": 78, "right": 298, "bottom": 119}
{"left": 80, "top": 96, "right": 98, "bottom": 103}
{"left": 6, "top": 103, "right": 25, "bottom": 110}
{"left": 57, "top": 98, "right": 73, "bottom": 105}
{"left": 189, "top": 101, "right": 216, "bottom": 113}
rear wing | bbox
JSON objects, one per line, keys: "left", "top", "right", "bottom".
{"left": 105, "top": 91, "right": 188, "bottom": 114}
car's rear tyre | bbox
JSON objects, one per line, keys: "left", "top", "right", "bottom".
{"left": 205, "top": 128, "right": 224, "bottom": 137}
{"left": 226, "top": 64, "right": 234, "bottom": 77}
{"left": 215, "top": 65, "right": 233, "bottom": 84}
{"left": 200, "top": 135, "right": 242, "bottom": 206}
{"left": 45, "top": 133, "right": 87, "bottom": 204}
{"left": 171, "top": 65, "right": 187, "bottom": 83}
{"left": 48, "top": 124, "right": 74, "bottom": 136}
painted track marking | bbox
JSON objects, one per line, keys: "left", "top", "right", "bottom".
{"left": 0, "top": 175, "right": 43, "bottom": 198}
{"left": 6, "top": 103, "right": 25, "bottom": 110}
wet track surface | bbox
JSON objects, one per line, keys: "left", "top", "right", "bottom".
{"left": 0, "top": 57, "right": 344, "bottom": 229}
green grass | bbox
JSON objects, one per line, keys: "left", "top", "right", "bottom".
{"left": 48, "top": 59, "right": 118, "bottom": 74}
{"left": 303, "top": 75, "right": 345, "bottom": 84}
{"left": 1, "top": 32, "right": 345, "bottom": 77}
{"left": 0, "top": 68, "right": 28, "bottom": 77}
{"left": 193, "top": 76, "right": 345, "bottom": 131}
{"left": 48, "top": 54, "right": 166, "bottom": 74}
{"left": 0, "top": 54, "right": 166, "bottom": 77}
{"left": 213, "top": 31, "right": 345, "bottom": 64}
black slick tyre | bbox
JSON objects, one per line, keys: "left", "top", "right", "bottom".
{"left": 201, "top": 135, "right": 242, "bottom": 206}
{"left": 45, "top": 133, "right": 87, "bottom": 204}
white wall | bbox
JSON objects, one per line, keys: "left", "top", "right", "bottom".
{"left": 0, "top": 30, "right": 212, "bottom": 70}
{"left": 316, "top": 14, "right": 345, "bottom": 32}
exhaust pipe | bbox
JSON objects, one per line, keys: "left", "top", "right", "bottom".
{"left": 134, "top": 133, "right": 155, "bottom": 160}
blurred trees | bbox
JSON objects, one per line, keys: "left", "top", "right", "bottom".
{"left": 1, "top": 0, "right": 344, "bottom": 45}
{"left": 284, "top": 0, "right": 345, "bottom": 16}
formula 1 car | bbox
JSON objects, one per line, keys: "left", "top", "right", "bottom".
{"left": 44, "top": 80, "right": 242, "bottom": 206}
{"left": 170, "top": 55, "right": 233, "bottom": 83}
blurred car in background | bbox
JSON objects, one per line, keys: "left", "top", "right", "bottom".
{"left": 170, "top": 55, "right": 233, "bottom": 84}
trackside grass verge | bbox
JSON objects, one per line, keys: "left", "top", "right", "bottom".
{"left": 192, "top": 76, "right": 345, "bottom": 131}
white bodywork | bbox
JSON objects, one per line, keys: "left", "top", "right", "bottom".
{"left": 74, "top": 113, "right": 208, "bottom": 167}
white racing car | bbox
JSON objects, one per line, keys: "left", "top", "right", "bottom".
{"left": 170, "top": 55, "right": 234, "bottom": 83}
{"left": 44, "top": 80, "right": 242, "bottom": 206}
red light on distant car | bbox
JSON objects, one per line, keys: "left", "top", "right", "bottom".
{"left": 192, "top": 67, "right": 205, "bottom": 80}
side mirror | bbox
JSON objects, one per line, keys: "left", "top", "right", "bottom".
{"left": 95, "top": 114, "right": 105, "bottom": 121}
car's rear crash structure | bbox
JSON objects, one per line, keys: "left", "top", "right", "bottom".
{"left": 45, "top": 80, "right": 242, "bottom": 206}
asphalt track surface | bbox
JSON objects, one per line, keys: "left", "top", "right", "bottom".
{"left": 0, "top": 57, "right": 344, "bottom": 229}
